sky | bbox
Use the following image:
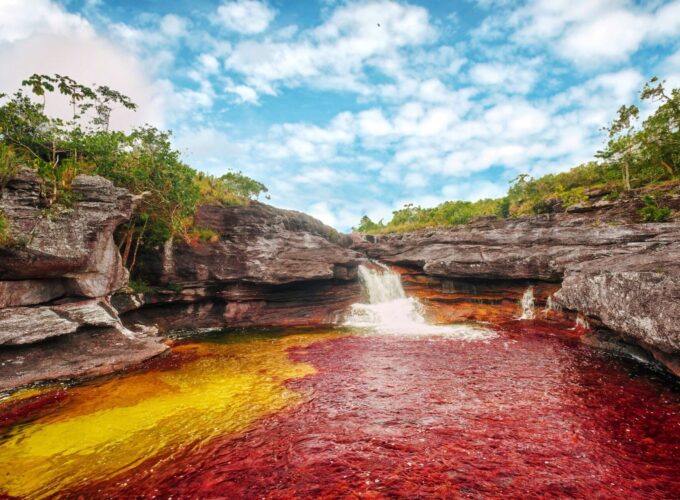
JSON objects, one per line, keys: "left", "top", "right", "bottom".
{"left": 1, "top": 0, "right": 680, "bottom": 230}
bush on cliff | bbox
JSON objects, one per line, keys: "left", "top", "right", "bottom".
{"left": 639, "top": 195, "right": 672, "bottom": 222}
{"left": 0, "top": 211, "right": 10, "bottom": 247}
{"left": 0, "top": 74, "right": 268, "bottom": 272}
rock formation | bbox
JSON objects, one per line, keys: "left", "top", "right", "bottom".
{"left": 119, "top": 203, "right": 363, "bottom": 332}
{"left": 0, "top": 175, "right": 363, "bottom": 391}
{"left": 354, "top": 200, "right": 680, "bottom": 375}
{"left": 0, "top": 170, "right": 167, "bottom": 391}
{"left": 1, "top": 170, "right": 679, "bottom": 391}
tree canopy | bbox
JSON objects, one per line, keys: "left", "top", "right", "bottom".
{"left": 0, "top": 74, "right": 268, "bottom": 270}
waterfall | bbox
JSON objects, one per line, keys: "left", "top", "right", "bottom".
{"left": 344, "top": 264, "right": 494, "bottom": 339}
{"left": 574, "top": 314, "right": 590, "bottom": 330}
{"left": 519, "top": 287, "right": 535, "bottom": 320}
{"left": 543, "top": 295, "right": 562, "bottom": 318}
{"left": 357, "top": 262, "right": 406, "bottom": 303}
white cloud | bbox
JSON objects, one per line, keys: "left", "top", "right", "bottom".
{"left": 357, "top": 109, "right": 392, "bottom": 136}
{"left": 160, "top": 14, "right": 188, "bottom": 37}
{"left": 199, "top": 53, "right": 220, "bottom": 74}
{"left": 469, "top": 62, "right": 537, "bottom": 93}
{"left": 0, "top": 0, "right": 93, "bottom": 43}
{"left": 224, "top": 80, "right": 259, "bottom": 103}
{"left": 557, "top": 9, "right": 648, "bottom": 64}
{"left": 224, "top": 1, "right": 436, "bottom": 97}
{"left": 504, "top": 0, "right": 680, "bottom": 65}
{"left": 216, "top": 0, "right": 276, "bottom": 35}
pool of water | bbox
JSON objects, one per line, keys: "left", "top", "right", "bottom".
{"left": 1, "top": 322, "right": 679, "bottom": 498}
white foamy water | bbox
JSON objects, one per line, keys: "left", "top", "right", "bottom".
{"left": 344, "top": 264, "right": 495, "bottom": 339}
{"left": 519, "top": 287, "right": 535, "bottom": 320}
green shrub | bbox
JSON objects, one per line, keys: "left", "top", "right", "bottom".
{"left": 128, "top": 279, "right": 154, "bottom": 294}
{"left": 0, "top": 211, "right": 10, "bottom": 247}
{"left": 0, "top": 144, "right": 20, "bottom": 190}
{"left": 190, "top": 226, "right": 220, "bottom": 243}
{"left": 603, "top": 190, "right": 621, "bottom": 201}
{"left": 0, "top": 74, "right": 268, "bottom": 275}
{"left": 557, "top": 187, "right": 588, "bottom": 208}
{"left": 639, "top": 195, "right": 672, "bottom": 222}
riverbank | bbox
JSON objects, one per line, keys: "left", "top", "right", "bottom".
{"left": 1, "top": 171, "right": 680, "bottom": 391}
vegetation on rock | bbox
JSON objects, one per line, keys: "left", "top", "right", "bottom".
{"left": 0, "top": 74, "right": 267, "bottom": 271}
{"left": 358, "top": 77, "right": 679, "bottom": 234}
{"left": 639, "top": 195, "right": 672, "bottom": 222}
{"left": 0, "top": 211, "right": 9, "bottom": 247}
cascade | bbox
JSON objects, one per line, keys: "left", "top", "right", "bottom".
{"left": 574, "top": 314, "right": 590, "bottom": 330}
{"left": 344, "top": 263, "right": 494, "bottom": 339}
{"left": 519, "top": 287, "right": 535, "bottom": 320}
{"left": 543, "top": 295, "right": 562, "bottom": 318}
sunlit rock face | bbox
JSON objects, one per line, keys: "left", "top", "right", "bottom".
{"left": 556, "top": 248, "right": 680, "bottom": 376}
{"left": 0, "top": 169, "right": 133, "bottom": 298}
{"left": 124, "top": 202, "right": 364, "bottom": 332}
{"left": 140, "top": 203, "right": 361, "bottom": 285}
{"left": 0, "top": 171, "right": 167, "bottom": 391}
{"left": 354, "top": 213, "right": 680, "bottom": 281}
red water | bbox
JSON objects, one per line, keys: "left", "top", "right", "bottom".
{"left": 68, "top": 321, "right": 680, "bottom": 498}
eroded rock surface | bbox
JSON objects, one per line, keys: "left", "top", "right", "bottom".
{"left": 127, "top": 203, "right": 364, "bottom": 331}
{"left": 555, "top": 248, "right": 680, "bottom": 360}
{"left": 0, "top": 169, "right": 134, "bottom": 299}
{"left": 357, "top": 213, "right": 680, "bottom": 281}
{"left": 0, "top": 328, "right": 168, "bottom": 392}
{"left": 0, "top": 171, "right": 164, "bottom": 391}
{"left": 141, "top": 203, "right": 360, "bottom": 286}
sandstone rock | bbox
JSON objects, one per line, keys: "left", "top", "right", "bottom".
{"left": 0, "top": 279, "right": 66, "bottom": 308}
{"left": 118, "top": 279, "right": 362, "bottom": 332}
{"left": 0, "top": 327, "right": 168, "bottom": 391}
{"left": 555, "top": 247, "right": 680, "bottom": 354}
{"left": 139, "top": 203, "right": 361, "bottom": 286}
{"left": 357, "top": 213, "right": 680, "bottom": 281}
{"left": 0, "top": 299, "right": 122, "bottom": 346}
{"left": 0, "top": 169, "right": 133, "bottom": 297}
{"left": 356, "top": 207, "right": 680, "bottom": 375}
{"left": 121, "top": 202, "right": 364, "bottom": 333}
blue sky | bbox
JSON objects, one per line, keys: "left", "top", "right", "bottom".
{"left": 1, "top": 0, "right": 680, "bottom": 230}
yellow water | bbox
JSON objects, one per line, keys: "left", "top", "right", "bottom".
{"left": 0, "top": 331, "right": 342, "bottom": 499}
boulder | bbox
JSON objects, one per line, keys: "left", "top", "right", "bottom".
{"left": 555, "top": 247, "right": 680, "bottom": 354}
{"left": 140, "top": 203, "right": 361, "bottom": 286}
{"left": 0, "top": 299, "right": 124, "bottom": 346}
{"left": 0, "top": 169, "right": 134, "bottom": 297}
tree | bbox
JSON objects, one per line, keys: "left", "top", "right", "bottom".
{"left": 219, "top": 171, "right": 269, "bottom": 199}
{"left": 598, "top": 104, "right": 640, "bottom": 191}
{"left": 637, "top": 77, "right": 680, "bottom": 178}
{"left": 356, "top": 215, "right": 383, "bottom": 232}
{"left": 0, "top": 74, "right": 138, "bottom": 201}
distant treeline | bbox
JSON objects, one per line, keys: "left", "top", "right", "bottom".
{"left": 357, "top": 77, "right": 679, "bottom": 234}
